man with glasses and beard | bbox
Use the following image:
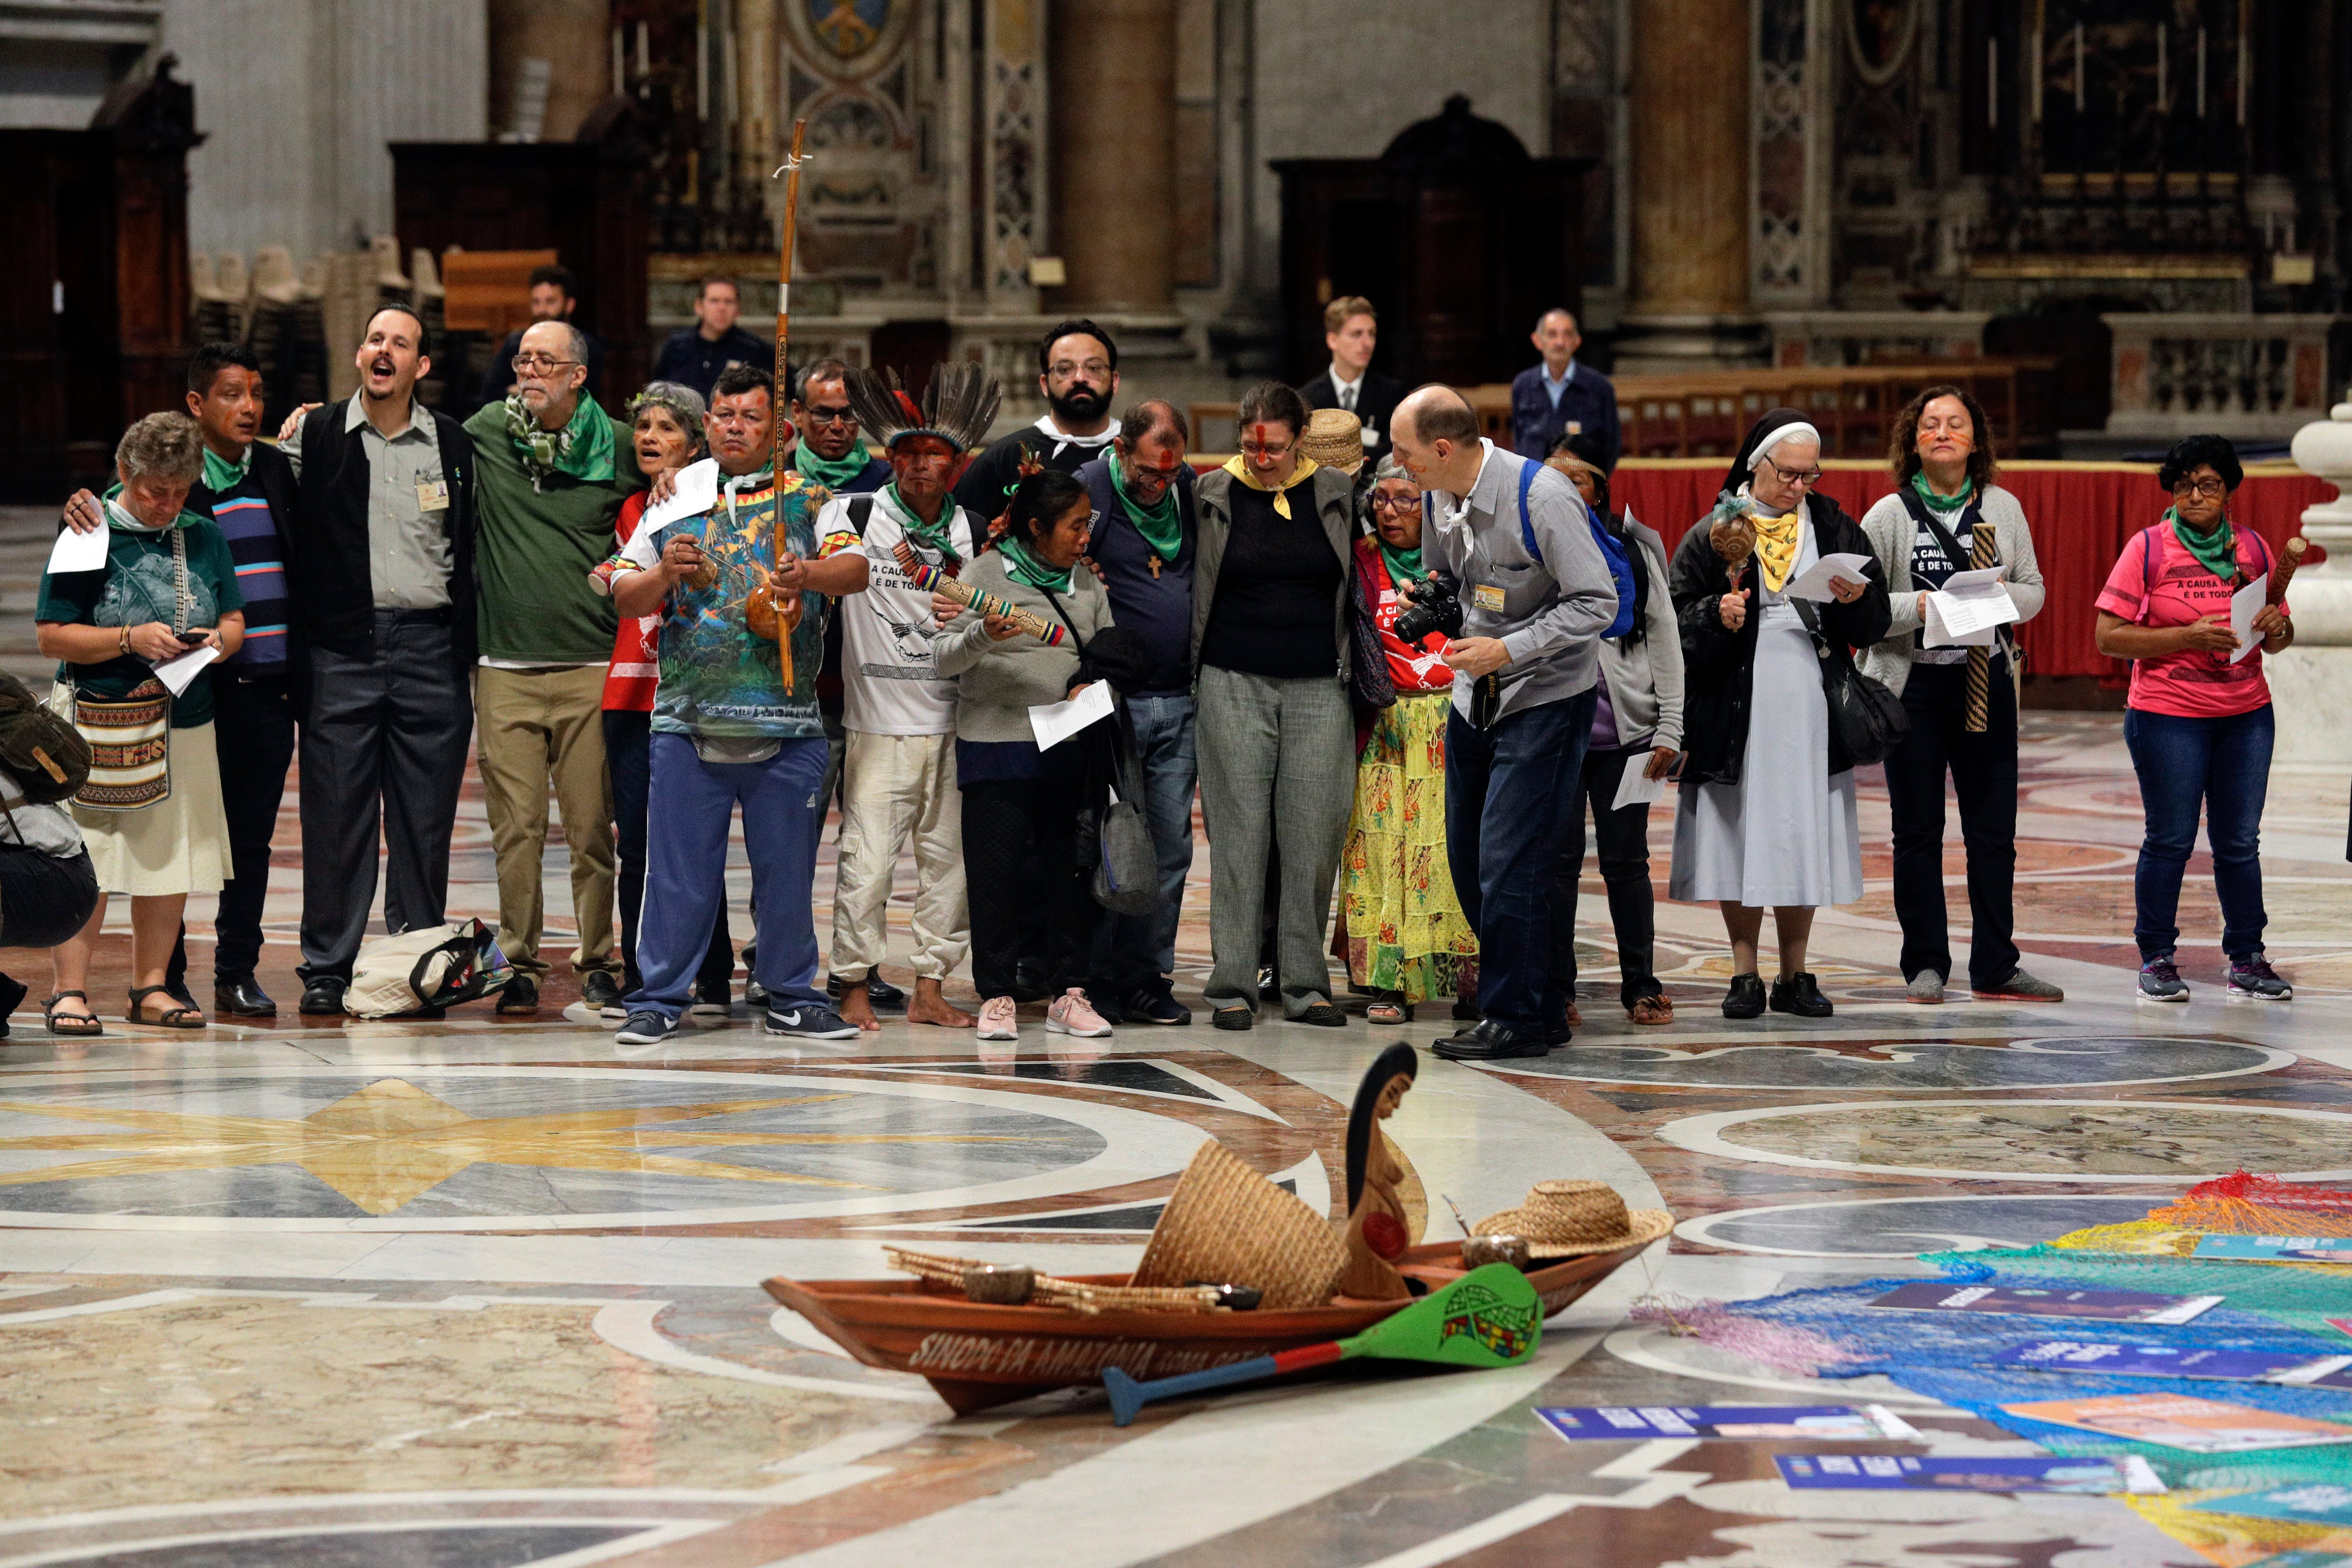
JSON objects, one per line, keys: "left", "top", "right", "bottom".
{"left": 951, "top": 320, "right": 1122, "bottom": 526}
{"left": 460, "top": 318, "right": 645, "bottom": 1016}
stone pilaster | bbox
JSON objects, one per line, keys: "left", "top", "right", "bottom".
{"left": 1047, "top": 0, "right": 1176, "bottom": 312}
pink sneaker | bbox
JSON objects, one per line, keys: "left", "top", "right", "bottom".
{"left": 1046, "top": 988, "right": 1112, "bottom": 1038}
{"left": 976, "top": 995, "right": 1018, "bottom": 1041}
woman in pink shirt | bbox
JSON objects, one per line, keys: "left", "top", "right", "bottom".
{"left": 2092, "top": 435, "right": 2294, "bottom": 1002}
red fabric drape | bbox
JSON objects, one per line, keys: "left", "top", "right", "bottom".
{"left": 1608, "top": 461, "right": 2334, "bottom": 680}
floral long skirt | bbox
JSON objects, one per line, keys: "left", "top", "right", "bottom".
{"left": 1339, "top": 691, "right": 1478, "bottom": 1003}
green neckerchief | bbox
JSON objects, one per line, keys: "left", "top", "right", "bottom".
{"left": 996, "top": 534, "right": 1072, "bottom": 592}
{"left": 2168, "top": 505, "right": 2240, "bottom": 583}
{"left": 887, "top": 483, "right": 961, "bottom": 567}
{"left": 1910, "top": 469, "right": 1973, "bottom": 516}
{"left": 504, "top": 393, "right": 616, "bottom": 491}
{"left": 201, "top": 443, "right": 251, "bottom": 493}
{"left": 1108, "top": 447, "right": 1184, "bottom": 561}
{"left": 796, "top": 439, "right": 873, "bottom": 490}
{"left": 100, "top": 484, "right": 202, "bottom": 534}
{"left": 1377, "top": 537, "right": 1424, "bottom": 592}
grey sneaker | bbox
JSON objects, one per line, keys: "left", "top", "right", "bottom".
{"left": 2138, "top": 954, "right": 2189, "bottom": 1003}
{"left": 616, "top": 1009, "right": 679, "bottom": 1045}
{"left": 1974, "top": 969, "right": 2064, "bottom": 1003}
{"left": 1905, "top": 971, "right": 1946, "bottom": 1004}
{"left": 2225, "top": 952, "right": 2294, "bottom": 999}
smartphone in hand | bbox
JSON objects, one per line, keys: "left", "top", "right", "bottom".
{"left": 176, "top": 630, "right": 211, "bottom": 646}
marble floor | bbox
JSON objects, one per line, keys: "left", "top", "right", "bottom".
{"left": 8, "top": 506, "right": 2352, "bottom": 1566}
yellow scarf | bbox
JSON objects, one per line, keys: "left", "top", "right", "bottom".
{"left": 1222, "top": 453, "right": 1320, "bottom": 519}
{"left": 1752, "top": 508, "right": 1803, "bottom": 594}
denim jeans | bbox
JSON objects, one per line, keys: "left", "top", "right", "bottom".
{"left": 1108, "top": 693, "right": 1197, "bottom": 991}
{"left": 2123, "top": 702, "right": 2273, "bottom": 961}
{"left": 627, "top": 733, "right": 827, "bottom": 1021}
{"left": 1446, "top": 686, "right": 1597, "bottom": 1034}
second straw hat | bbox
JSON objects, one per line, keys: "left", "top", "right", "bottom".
{"left": 1473, "top": 1180, "right": 1673, "bottom": 1259}
{"left": 1298, "top": 407, "right": 1367, "bottom": 475}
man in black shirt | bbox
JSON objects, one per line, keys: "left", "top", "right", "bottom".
{"left": 475, "top": 264, "right": 605, "bottom": 412}
{"left": 651, "top": 276, "right": 775, "bottom": 403}
{"left": 949, "top": 319, "right": 1122, "bottom": 525}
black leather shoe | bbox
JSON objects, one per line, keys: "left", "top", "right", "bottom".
{"left": 581, "top": 970, "right": 623, "bottom": 1011}
{"left": 213, "top": 975, "right": 277, "bottom": 1017}
{"left": 496, "top": 976, "right": 541, "bottom": 1015}
{"left": 1544, "top": 1020, "right": 1572, "bottom": 1048}
{"left": 1433, "top": 1019, "right": 1550, "bottom": 1061}
{"left": 1722, "top": 973, "right": 1766, "bottom": 1019}
{"left": 1769, "top": 972, "right": 1834, "bottom": 1018}
{"left": 298, "top": 977, "right": 347, "bottom": 1015}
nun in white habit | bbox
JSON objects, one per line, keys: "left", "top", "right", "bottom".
{"left": 1665, "top": 408, "right": 1892, "bottom": 1020}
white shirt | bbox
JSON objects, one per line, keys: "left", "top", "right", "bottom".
{"left": 1031, "top": 414, "right": 1120, "bottom": 466}
{"left": 824, "top": 488, "right": 979, "bottom": 735}
{"left": 1541, "top": 359, "right": 1576, "bottom": 407}
{"left": 1329, "top": 364, "right": 1365, "bottom": 411}
{"left": 1430, "top": 439, "right": 1498, "bottom": 532}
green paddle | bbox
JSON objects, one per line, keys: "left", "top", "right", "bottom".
{"left": 1101, "top": 1263, "right": 1543, "bottom": 1426}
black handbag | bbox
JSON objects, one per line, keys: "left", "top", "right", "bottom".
{"left": 1791, "top": 597, "right": 1909, "bottom": 769}
{"left": 1346, "top": 560, "right": 1398, "bottom": 712}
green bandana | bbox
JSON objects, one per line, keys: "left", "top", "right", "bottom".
{"left": 1109, "top": 448, "right": 1184, "bottom": 562}
{"left": 1910, "top": 470, "right": 1972, "bottom": 515}
{"left": 888, "top": 483, "right": 962, "bottom": 567}
{"left": 2168, "top": 505, "right": 2240, "bottom": 584}
{"left": 1378, "top": 538, "right": 1424, "bottom": 593}
{"left": 101, "top": 484, "right": 201, "bottom": 533}
{"left": 796, "top": 439, "right": 874, "bottom": 491}
{"left": 201, "top": 443, "right": 251, "bottom": 493}
{"left": 996, "top": 534, "right": 1072, "bottom": 592}
{"left": 504, "top": 393, "right": 616, "bottom": 491}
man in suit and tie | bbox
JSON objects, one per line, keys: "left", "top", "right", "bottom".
{"left": 1510, "top": 307, "right": 1621, "bottom": 470}
{"left": 1297, "top": 296, "right": 1404, "bottom": 463}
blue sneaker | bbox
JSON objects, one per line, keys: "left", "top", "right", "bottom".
{"left": 763, "top": 1001, "right": 861, "bottom": 1039}
{"left": 616, "top": 1009, "right": 679, "bottom": 1045}
{"left": 2137, "top": 954, "right": 2189, "bottom": 1003}
{"left": 2225, "top": 952, "right": 2294, "bottom": 999}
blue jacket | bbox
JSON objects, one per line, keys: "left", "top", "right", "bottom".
{"left": 1510, "top": 361, "right": 1621, "bottom": 470}
{"left": 1077, "top": 455, "right": 1198, "bottom": 697}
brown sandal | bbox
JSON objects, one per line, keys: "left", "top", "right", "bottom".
{"left": 43, "top": 991, "right": 104, "bottom": 1037}
{"left": 127, "top": 986, "right": 205, "bottom": 1029}
{"left": 1629, "top": 993, "right": 1675, "bottom": 1026}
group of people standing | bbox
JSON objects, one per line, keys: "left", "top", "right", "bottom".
{"left": 15, "top": 292, "right": 2298, "bottom": 1044}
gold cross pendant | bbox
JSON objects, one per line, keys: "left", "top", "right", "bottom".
{"left": 1148, "top": 554, "right": 1162, "bottom": 579}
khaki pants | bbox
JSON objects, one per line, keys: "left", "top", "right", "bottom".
{"left": 473, "top": 664, "right": 617, "bottom": 981}
{"left": 829, "top": 729, "right": 967, "bottom": 982}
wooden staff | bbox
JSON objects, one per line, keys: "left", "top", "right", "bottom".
{"left": 747, "top": 118, "right": 810, "bottom": 689}
{"left": 2270, "top": 536, "right": 2309, "bottom": 604}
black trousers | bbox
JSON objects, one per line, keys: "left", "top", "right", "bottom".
{"left": 297, "top": 615, "right": 473, "bottom": 983}
{"left": 1883, "top": 658, "right": 2020, "bottom": 989}
{"left": 165, "top": 671, "right": 296, "bottom": 991}
{"left": 963, "top": 776, "right": 1099, "bottom": 1001}
{"left": 1548, "top": 744, "right": 1664, "bottom": 1009}
{"left": 604, "top": 708, "right": 734, "bottom": 995}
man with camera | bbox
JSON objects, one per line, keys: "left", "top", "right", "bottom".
{"left": 1388, "top": 386, "right": 1623, "bottom": 1060}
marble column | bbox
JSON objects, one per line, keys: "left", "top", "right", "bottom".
{"left": 489, "top": 0, "right": 610, "bottom": 143}
{"left": 737, "top": 0, "right": 777, "bottom": 218}
{"left": 1620, "top": 0, "right": 1765, "bottom": 370}
{"left": 1047, "top": 0, "right": 1176, "bottom": 312}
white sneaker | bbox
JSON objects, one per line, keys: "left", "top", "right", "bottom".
{"left": 977, "top": 995, "right": 1018, "bottom": 1041}
{"left": 1046, "top": 988, "right": 1113, "bottom": 1038}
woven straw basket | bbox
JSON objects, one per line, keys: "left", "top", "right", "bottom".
{"left": 1132, "top": 1139, "right": 1349, "bottom": 1308}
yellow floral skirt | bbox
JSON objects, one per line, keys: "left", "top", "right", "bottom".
{"left": 1340, "top": 691, "right": 1478, "bottom": 1003}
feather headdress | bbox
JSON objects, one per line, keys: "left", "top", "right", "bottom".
{"left": 842, "top": 361, "right": 1002, "bottom": 455}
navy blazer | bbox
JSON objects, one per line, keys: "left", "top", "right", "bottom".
{"left": 1510, "top": 361, "right": 1622, "bottom": 470}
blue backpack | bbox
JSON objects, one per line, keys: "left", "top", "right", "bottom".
{"left": 1516, "top": 459, "right": 1637, "bottom": 640}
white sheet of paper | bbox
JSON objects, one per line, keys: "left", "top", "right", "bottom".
{"left": 1923, "top": 564, "right": 2020, "bottom": 643}
{"left": 1028, "top": 679, "right": 1115, "bottom": 750}
{"left": 2230, "top": 573, "right": 2269, "bottom": 664}
{"left": 45, "top": 524, "right": 110, "bottom": 575}
{"left": 1923, "top": 597, "right": 1995, "bottom": 648}
{"left": 641, "top": 457, "right": 721, "bottom": 531}
{"left": 1782, "top": 552, "right": 1875, "bottom": 602}
{"left": 1611, "top": 761, "right": 1666, "bottom": 812}
{"left": 151, "top": 643, "right": 219, "bottom": 696}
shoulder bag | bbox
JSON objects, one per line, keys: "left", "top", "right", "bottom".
{"left": 1035, "top": 582, "right": 1159, "bottom": 917}
{"left": 64, "top": 525, "right": 196, "bottom": 811}
{"left": 1790, "top": 595, "right": 1909, "bottom": 769}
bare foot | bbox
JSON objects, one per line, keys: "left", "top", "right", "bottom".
{"left": 837, "top": 983, "right": 882, "bottom": 1033}
{"left": 907, "top": 977, "right": 974, "bottom": 1029}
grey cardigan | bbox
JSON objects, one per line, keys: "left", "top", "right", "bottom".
{"left": 932, "top": 548, "right": 1115, "bottom": 744}
{"left": 1858, "top": 482, "right": 2047, "bottom": 698}
{"left": 1189, "top": 463, "right": 1359, "bottom": 682}
{"left": 1594, "top": 520, "right": 1686, "bottom": 750}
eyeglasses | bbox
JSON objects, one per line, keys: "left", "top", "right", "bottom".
{"left": 1240, "top": 439, "right": 1295, "bottom": 461}
{"left": 1368, "top": 492, "right": 1420, "bottom": 513}
{"left": 802, "top": 405, "right": 856, "bottom": 427}
{"left": 2172, "top": 477, "right": 2228, "bottom": 499}
{"left": 1047, "top": 360, "right": 1113, "bottom": 380}
{"left": 1761, "top": 454, "right": 1824, "bottom": 487}
{"left": 511, "top": 354, "right": 579, "bottom": 374}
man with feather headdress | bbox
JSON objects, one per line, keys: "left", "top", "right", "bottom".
{"left": 818, "top": 362, "right": 1002, "bottom": 1030}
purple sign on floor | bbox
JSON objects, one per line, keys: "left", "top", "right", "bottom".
{"left": 1868, "top": 1282, "right": 2221, "bottom": 1324}
{"left": 1775, "top": 1453, "right": 2165, "bottom": 1494}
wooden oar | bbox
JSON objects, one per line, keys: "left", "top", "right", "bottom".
{"left": 1100, "top": 1263, "right": 1541, "bottom": 1427}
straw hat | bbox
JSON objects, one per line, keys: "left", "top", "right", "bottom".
{"left": 1473, "top": 1180, "right": 1673, "bottom": 1259}
{"left": 1298, "top": 407, "right": 1367, "bottom": 475}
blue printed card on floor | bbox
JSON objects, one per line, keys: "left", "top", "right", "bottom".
{"left": 1538, "top": 1406, "right": 1915, "bottom": 1441}
{"left": 1775, "top": 1453, "right": 2165, "bottom": 1494}
{"left": 1991, "top": 1340, "right": 2352, "bottom": 1387}
{"left": 1868, "top": 1282, "right": 2222, "bottom": 1324}
{"left": 2194, "top": 1234, "right": 2352, "bottom": 1263}
{"left": 2190, "top": 1483, "right": 2352, "bottom": 1528}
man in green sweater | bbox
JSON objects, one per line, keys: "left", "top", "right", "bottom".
{"left": 462, "top": 319, "right": 644, "bottom": 1014}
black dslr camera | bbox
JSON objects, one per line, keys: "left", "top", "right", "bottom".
{"left": 1393, "top": 576, "right": 1464, "bottom": 646}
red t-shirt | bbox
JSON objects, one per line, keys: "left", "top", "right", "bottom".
{"left": 1357, "top": 538, "right": 1453, "bottom": 694}
{"left": 601, "top": 490, "right": 661, "bottom": 713}
{"left": 2093, "top": 523, "right": 2282, "bottom": 719}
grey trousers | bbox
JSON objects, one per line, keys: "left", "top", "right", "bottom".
{"left": 1196, "top": 665, "right": 1354, "bottom": 1015}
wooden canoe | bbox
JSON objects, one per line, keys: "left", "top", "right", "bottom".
{"left": 763, "top": 1240, "right": 1646, "bottom": 1415}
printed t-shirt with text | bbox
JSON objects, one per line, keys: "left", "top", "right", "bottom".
{"left": 2094, "top": 524, "right": 2282, "bottom": 720}
{"left": 821, "top": 489, "right": 980, "bottom": 736}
